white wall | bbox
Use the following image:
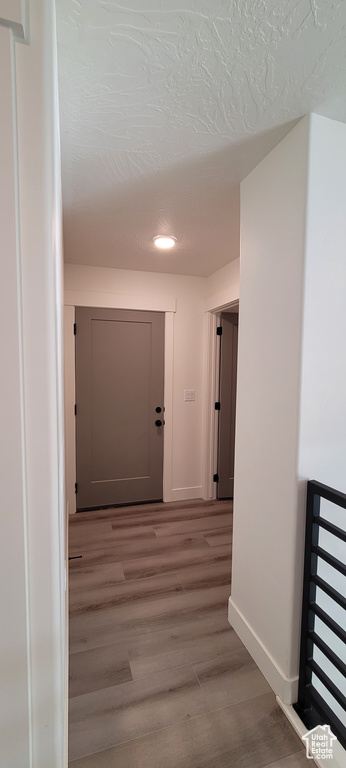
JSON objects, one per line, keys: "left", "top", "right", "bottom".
{"left": 230, "top": 114, "right": 346, "bottom": 722}
{"left": 0, "top": 1, "right": 66, "bottom": 766}
{"left": 299, "top": 114, "right": 346, "bottom": 489}
{"left": 229, "top": 117, "right": 310, "bottom": 703}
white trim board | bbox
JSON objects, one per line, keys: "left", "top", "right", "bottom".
{"left": 171, "top": 486, "right": 203, "bottom": 502}
{"left": 277, "top": 698, "right": 346, "bottom": 768}
{"left": 228, "top": 597, "right": 299, "bottom": 705}
{"left": 205, "top": 295, "right": 239, "bottom": 313}
{"left": 64, "top": 289, "right": 176, "bottom": 314}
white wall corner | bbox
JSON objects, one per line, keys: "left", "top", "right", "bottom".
{"left": 0, "top": 0, "right": 28, "bottom": 40}
{"left": 228, "top": 598, "right": 299, "bottom": 705}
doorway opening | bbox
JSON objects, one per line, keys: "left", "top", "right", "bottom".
{"left": 215, "top": 310, "right": 239, "bottom": 499}
{"left": 203, "top": 301, "right": 239, "bottom": 502}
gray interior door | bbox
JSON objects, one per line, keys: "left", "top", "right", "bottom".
{"left": 217, "top": 312, "right": 238, "bottom": 499}
{"left": 75, "top": 307, "right": 164, "bottom": 510}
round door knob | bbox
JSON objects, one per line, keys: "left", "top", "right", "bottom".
{"left": 155, "top": 419, "right": 162, "bottom": 427}
{"left": 155, "top": 406, "right": 162, "bottom": 413}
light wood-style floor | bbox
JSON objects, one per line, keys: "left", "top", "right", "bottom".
{"left": 68, "top": 499, "right": 308, "bottom": 767}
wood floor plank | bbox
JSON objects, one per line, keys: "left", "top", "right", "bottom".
{"left": 69, "top": 643, "right": 132, "bottom": 699}
{"left": 69, "top": 563, "right": 125, "bottom": 591}
{"left": 127, "top": 614, "right": 243, "bottom": 680}
{"left": 177, "top": 560, "right": 232, "bottom": 591}
{"left": 106, "top": 505, "right": 232, "bottom": 530}
{"left": 70, "top": 499, "right": 231, "bottom": 526}
{"left": 69, "top": 533, "right": 210, "bottom": 568}
{"left": 69, "top": 665, "right": 209, "bottom": 761}
{"left": 203, "top": 527, "right": 233, "bottom": 546}
{"left": 69, "top": 525, "right": 157, "bottom": 554}
{"left": 68, "top": 692, "right": 303, "bottom": 768}
{"left": 69, "top": 585, "right": 231, "bottom": 653}
{"left": 152, "top": 512, "right": 232, "bottom": 538}
{"left": 69, "top": 520, "right": 113, "bottom": 537}
{"left": 193, "top": 647, "right": 271, "bottom": 709}
{"left": 122, "top": 543, "right": 232, "bottom": 581}
{"left": 263, "top": 754, "right": 309, "bottom": 767}
{"left": 69, "top": 572, "right": 185, "bottom": 617}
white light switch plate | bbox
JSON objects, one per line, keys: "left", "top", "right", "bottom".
{"left": 184, "top": 389, "right": 195, "bottom": 401}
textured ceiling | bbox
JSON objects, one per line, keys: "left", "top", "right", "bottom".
{"left": 57, "top": 0, "right": 346, "bottom": 276}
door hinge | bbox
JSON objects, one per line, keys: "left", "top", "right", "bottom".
{"left": 74, "top": 323, "right": 76, "bottom": 335}
{"left": 215, "top": 401, "right": 221, "bottom": 410}
{"left": 213, "top": 473, "right": 219, "bottom": 483}
{"left": 74, "top": 404, "right": 77, "bottom": 416}
{"left": 216, "top": 326, "right": 222, "bottom": 336}
{"left": 75, "top": 482, "right": 78, "bottom": 494}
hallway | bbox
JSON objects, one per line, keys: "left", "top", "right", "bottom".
{"left": 68, "top": 500, "right": 306, "bottom": 767}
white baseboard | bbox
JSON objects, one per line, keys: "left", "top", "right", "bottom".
{"left": 171, "top": 486, "right": 203, "bottom": 502}
{"left": 277, "top": 698, "right": 345, "bottom": 768}
{"left": 228, "top": 597, "right": 298, "bottom": 705}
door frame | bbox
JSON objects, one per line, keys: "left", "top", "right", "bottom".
{"left": 64, "top": 290, "right": 175, "bottom": 513}
{"left": 202, "top": 300, "right": 239, "bottom": 501}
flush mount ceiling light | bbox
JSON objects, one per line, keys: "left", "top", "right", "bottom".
{"left": 153, "top": 235, "right": 177, "bottom": 249}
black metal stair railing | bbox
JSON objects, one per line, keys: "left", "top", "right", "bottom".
{"left": 294, "top": 480, "right": 346, "bottom": 748}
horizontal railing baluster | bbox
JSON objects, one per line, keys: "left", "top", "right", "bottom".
{"left": 311, "top": 603, "right": 346, "bottom": 644}
{"left": 312, "top": 544, "right": 346, "bottom": 577}
{"left": 314, "top": 515, "right": 346, "bottom": 543}
{"left": 308, "top": 658, "right": 346, "bottom": 712}
{"left": 309, "top": 630, "right": 346, "bottom": 678}
{"left": 311, "top": 574, "right": 346, "bottom": 610}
